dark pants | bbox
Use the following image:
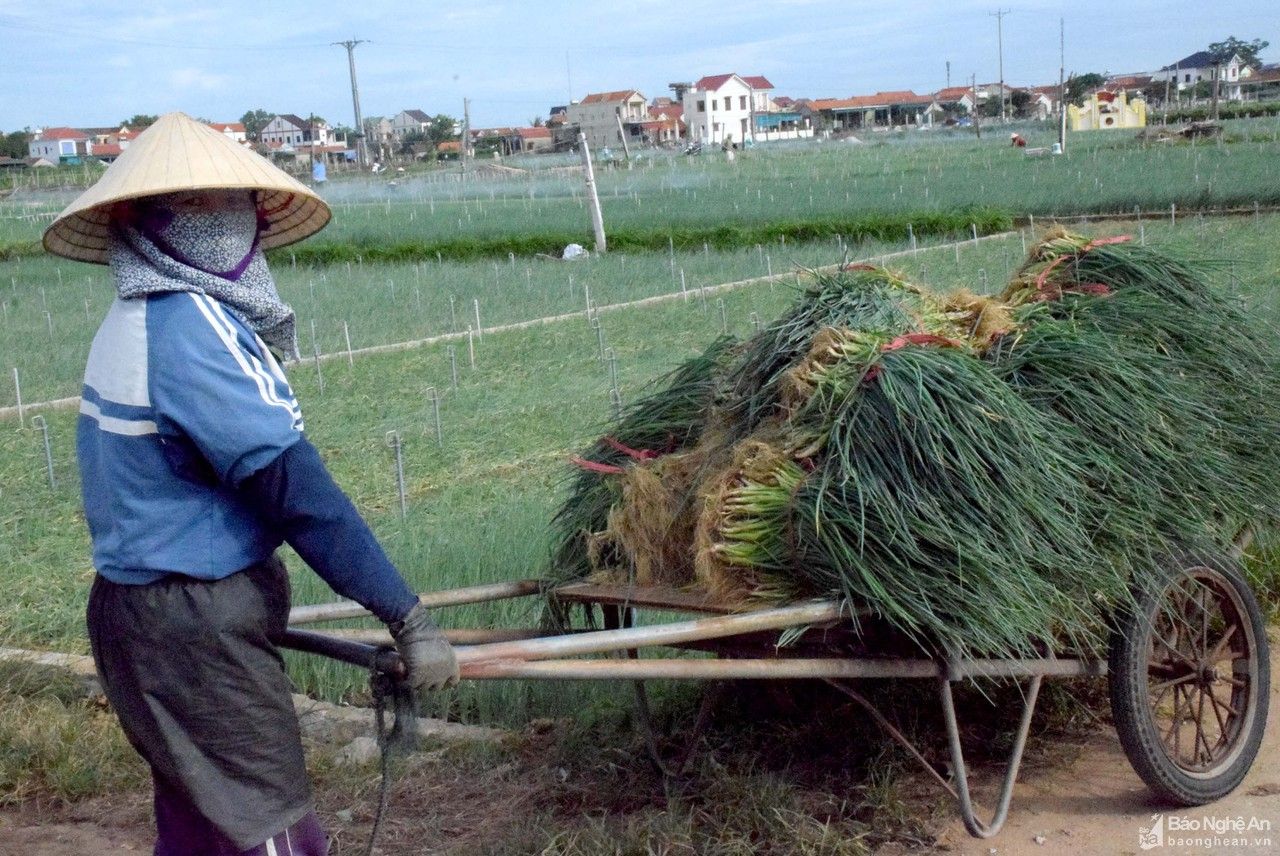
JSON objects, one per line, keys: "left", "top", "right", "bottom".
{"left": 87, "top": 556, "right": 327, "bottom": 855}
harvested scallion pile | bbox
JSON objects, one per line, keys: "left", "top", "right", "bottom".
{"left": 551, "top": 229, "right": 1280, "bottom": 658}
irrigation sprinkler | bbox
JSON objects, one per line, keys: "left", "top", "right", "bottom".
{"left": 31, "top": 415, "right": 55, "bottom": 489}
{"left": 343, "top": 321, "right": 354, "bottom": 366}
{"left": 467, "top": 326, "right": 476, "bottom": 369}
{"left": 716, "top": 298, "right": 728, "bottom": 334}
{"left": 386, "top": 431, "right": 407, "bottom": 519}
{"left": 1170, "top": 203, "right": 1176, "bottom": 225}
{"left": 766, "top": 254, "right": 773, "bottom": 279}
{"left": 44, "top": 311, "right": 53, "bottom": 343}
{"left": 12, "top": 367, "right": 24, "bottom": 428}
{"left": 679, "top": 269, "right": 688, "bottom": 302}
{"left": 473, "top": 299, "right": 483, "bottom": 341}
{"left": 449, "top": 295, "right": 457, "bottom": 331}
{"left": 426, "top": 387, "right": 443, "bottom": 446}
{"left": 1139, "top": 222, "right": 1146, "bottom": 246}
{"left": 1020, "top": 230, "right": 1027, "bottom": 256}
{"left": 84, "top": 298, "right": 91, "bottom": 321}
{"left": 750, "top": 312, "right": 762, "bottom": 333}
{"left": 978, "top": 269, "right": 988, "bottom": 292}
{"left": 448, "top": 346, "right": 459, "bottom": 391}
{"left": 388, "top": 279, "right": 396, "bottom": 303}
{"left": 583, "top": 283, "right": 592, "bottom": 317}
{"left": 908, "top": 223, "right": 917, "bottom": 252}
{"left": 608, "top": 387, "right": 624, "bottom": 420}
{"left": 954, "top": 242, "right": 961, "bottom": 266}
{"left": 970, "top": 223, "right": 978, "bottom": 244}
{"left": 414, "top": 287, "right": 422, "bottom": 313}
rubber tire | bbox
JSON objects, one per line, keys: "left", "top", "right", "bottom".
{"left": 1109, "top": 554, "right": 1270, "bottom": 806}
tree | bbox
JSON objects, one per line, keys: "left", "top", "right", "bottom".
{"left": 1208, "top": 36, "right": 1270, "bottom": 69}
{"left": 425, "top": 114, "right": 459, "bottom": 147}
{"left": 1064, "top": 73, "right": 1106, "bottom": 107}
{"left": 1010, "top": 90, "right": 1034, "bottom": 119}
{"left": 240, "top": 109, "right": 274, "bottom": 142}
{"left": 529, "top": 116, "right": 544, "bottom": 128}
{"left": 398, "top": 130, "right": 427, "bottom": 156}
{"left": 1, "top": 130, "right": 30, "bottom": 159}
{"left": 122, "top": 114, "right": 158, "bottom": 130}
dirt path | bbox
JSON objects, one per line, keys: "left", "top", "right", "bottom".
{"left": 937, "top": 661, "right": 1280, "bottom": 856}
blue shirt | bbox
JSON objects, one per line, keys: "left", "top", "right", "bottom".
{"left": 78, "top": 292, "right": 303, "bottom": 584}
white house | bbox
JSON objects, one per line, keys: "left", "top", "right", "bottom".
{"left": 565, "top": 90, "right": 648, "bottom": 151}
{"left": 261, "top": 115, "right": 334, "bottom": 148}
{"left": 208, "top": 122, "right": 247, "bottom": 143}
{"left": 682, "top": 73, "right": 811, "bottom": 145}
{"left": 1154, "top": 51, "right": 1250, "bottom": 99}
{"left": 28, "top": 127, "right": 91, "bottom": 162}
{"left": 391, "top": 109, "right": 433, "bottom": 139}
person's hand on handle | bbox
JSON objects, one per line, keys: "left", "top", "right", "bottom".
{"left": 388, "top": 603, "right": 459, "bottom": 691}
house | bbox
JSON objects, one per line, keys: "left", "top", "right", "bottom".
{"left": 513, "top": 126, "right": 553, "bottom": 153}
{"left": 260, "top": 115, "right": 334, "bottom": 148}
{"left": 566, "top": 90, "right": 648, "bottom": 151}
{"left": 807, "top": 91, "right": 933, "bottom": 132}
{"left": 1068, "top": 90, "right": 1147, "bottom": 131}
{"left": 362, "top": 117, "right": 394, "bottom": 161}
{"left": 29, "top": 127, "right": 92, "bottom": 162}
{"left": 928, "top": 86, "right": 977, "bottom": 122}
{"left": 1154, "top": 51, "right": 1251, "bottom": 99}
{"left": 208, "top": 122, "right": 247, "bottom": 143}
{"left": 1240, "top": 64, "right": 1280, "bottom": 101}
{"left": 682, "top": 73, "right": 813, "bottom": 145}
{"left": 391, "top": 109, "right": 434, "bottom": 139}
{"left": 546, "top": 106, "right": 569, "bottom": 127}
{"left": 647, "top": 102, "right": 685, "bottom": 144}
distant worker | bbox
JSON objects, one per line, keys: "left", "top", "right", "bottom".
{"left": 43, "top": 112, "right": 458, "bottom": 856}
{"left": 1010, "top": 132, "right": 1027, "bottom": 148}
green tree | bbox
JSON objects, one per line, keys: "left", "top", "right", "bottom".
{"left": 239, "top": 109, "right": 274, "bottom": 142}
{"left": 121, "top": 114, "right": 158, "bottom": 129}
{"left": 1208, "top": 36, "right": 1270, "bottom": 68}
{"left": 1064, "top": 73, "right": 1107, "bottom": 106}
{"left": 1011, "top": 90, "right": 1034, "bottom": 118}
{"left": 426, "top": 114, "right": 459, "bottom": 147}
{"left": 0, "top": 130, "right": 30, "bottom": 158}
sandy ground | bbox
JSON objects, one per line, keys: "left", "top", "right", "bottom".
{"left": 937, "top": 671, "right": 1280, "bottom": 856}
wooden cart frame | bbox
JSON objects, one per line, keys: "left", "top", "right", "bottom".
{"left": 282, "top": 553, "right": 1270, "bottom": 841}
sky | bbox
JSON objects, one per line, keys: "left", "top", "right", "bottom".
{"left": 1, "top": 1, "right": 1274, "bottom": 132}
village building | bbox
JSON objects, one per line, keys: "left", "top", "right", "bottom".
{"left": 646, "top": 102, "right": 685, "bottom": 144}
{"left": 512, "top": 126, "right": 553, "bottom": 153}
{"left": 806, "top": 91, "right": 933, "bottom": 132}
{"left": 1068, "top": 90, "right": 1147, "bottom": 131}
{"left": 260, "top": 115, "right": 334, "bottom": 148}
{"left": 28, "top": 127, "right": 92, "bottom": 163}
{"left": 391, "top": 109, "right": 434, "bottom": 139}
{"left": 927, "top": 86, "right": 977, "bottom": 123}
{"left": 565, "top": 90, "right": 648, "bottom": 151}
{"left": 208, "top": 122, "right": 247, "bottom": 143}
{"left": 683, "top": 73, "right": 812, "bottom": 145}
{"left": 1154, "top": 51, "right": 1252, "bottom": 99}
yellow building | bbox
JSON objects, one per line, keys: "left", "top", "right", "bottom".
{"left": 1068, "top": 91, "right": 1147, "bottom": 131}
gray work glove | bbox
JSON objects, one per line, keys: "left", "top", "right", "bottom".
{"left": 388, "top": 603, "right": 460, "bottom": 691}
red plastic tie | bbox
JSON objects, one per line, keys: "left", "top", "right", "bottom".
{"left": 571, "top": 457, "right": 627, "bottom": 475}
{"left": 881, "top": 332, "right": 963, "bottom": 352}
{"left": 603, "top": 436, "right": 661, "bottom": 460}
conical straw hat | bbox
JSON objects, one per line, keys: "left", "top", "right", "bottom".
{"left": 43, "top": 111, "right": 332, "bottom": 264}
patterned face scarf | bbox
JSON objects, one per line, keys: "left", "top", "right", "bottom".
{"left": 109, "top": 190, "right": 300, "bottom": 360}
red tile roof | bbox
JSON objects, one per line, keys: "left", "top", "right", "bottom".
{"left": 208, "top": 122, "right": 246, "bottom": 133}
{"left": 809, "top": 91, "right": 932, "bottom": 111}
{"left": 649, "top": 104, "right": 684, "bottom": 121}
{"left": 934, "top": 86, "right": 975, "bottom": 101}
{"left": 93, "top": 143, "right": 123, "bottom": 156}
{"left": 37, "top": 127, "right": 88, "bottom": 140}
{"left": 580, "top": 89, "right": 642, "bottom": 104}
{"left": 517, "top": 127, "right": 551, "bottom": 139}
{"left": 694, "top": 73, "right": 774, "bottom": 92}
{"left": 742, "top": 75, "right": 774, "bottom": 90}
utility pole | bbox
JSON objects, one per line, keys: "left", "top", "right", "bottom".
{"left": 972, "top": 74, "right": 982, "bottom": 139}
{"left": 1058, "top": 18, "right": 1067, "bottom": 153}
{"left": 461, "top": 98, "right": 471, "bottom": 174}
{"left": 946, "top": 60, "right": 951, "bottom": 89}
{"left": 333, "top": 39, "right": 368, "bottom": 168}
{"left": 990, "top": 9, "right": 1010, "bottom": 121}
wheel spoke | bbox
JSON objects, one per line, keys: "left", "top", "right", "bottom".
{"left": 1150, "top": 673, "right": 1196, "bottom": 697}
{"left": 1208, "top": 689, "right": 1242, "bottom": 720}
{"left": 1195, "top": 687, "right": 1210, "bottom": 765}
{"left": 1207, "top": 684, "right": 1231, "bottom": 742}
{"left": 1206, "top": 623, "right": 1239, "bottom": 663}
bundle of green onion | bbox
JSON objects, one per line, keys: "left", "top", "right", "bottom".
{"left": 552, "top": 230, "right": 1280, "bottom": 658}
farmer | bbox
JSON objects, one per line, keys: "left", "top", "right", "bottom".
{"left": 43, "top": 112, "right": 457, "bottom": 855}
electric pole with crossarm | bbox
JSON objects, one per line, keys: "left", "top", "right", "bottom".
{"left": 333, "top": 39, "right": 368, "bottom": 169}
{"left": 990, "top": 9, "right": 1010, "bottom": 121}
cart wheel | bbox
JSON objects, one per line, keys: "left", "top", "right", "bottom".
{"left": 1109, "top": 555, "right": 1269, "bottom": 806}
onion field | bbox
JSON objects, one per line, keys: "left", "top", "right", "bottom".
{"left": 1, "top": 209, "right": 1278, "bottom": 725}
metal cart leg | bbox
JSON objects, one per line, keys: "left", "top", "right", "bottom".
{"left": 939, "top": 674, "right": 1043, "bottom": 839}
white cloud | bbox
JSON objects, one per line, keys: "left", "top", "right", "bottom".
{"left": 170, "top": 67, "right": 228, "bottom": 92}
